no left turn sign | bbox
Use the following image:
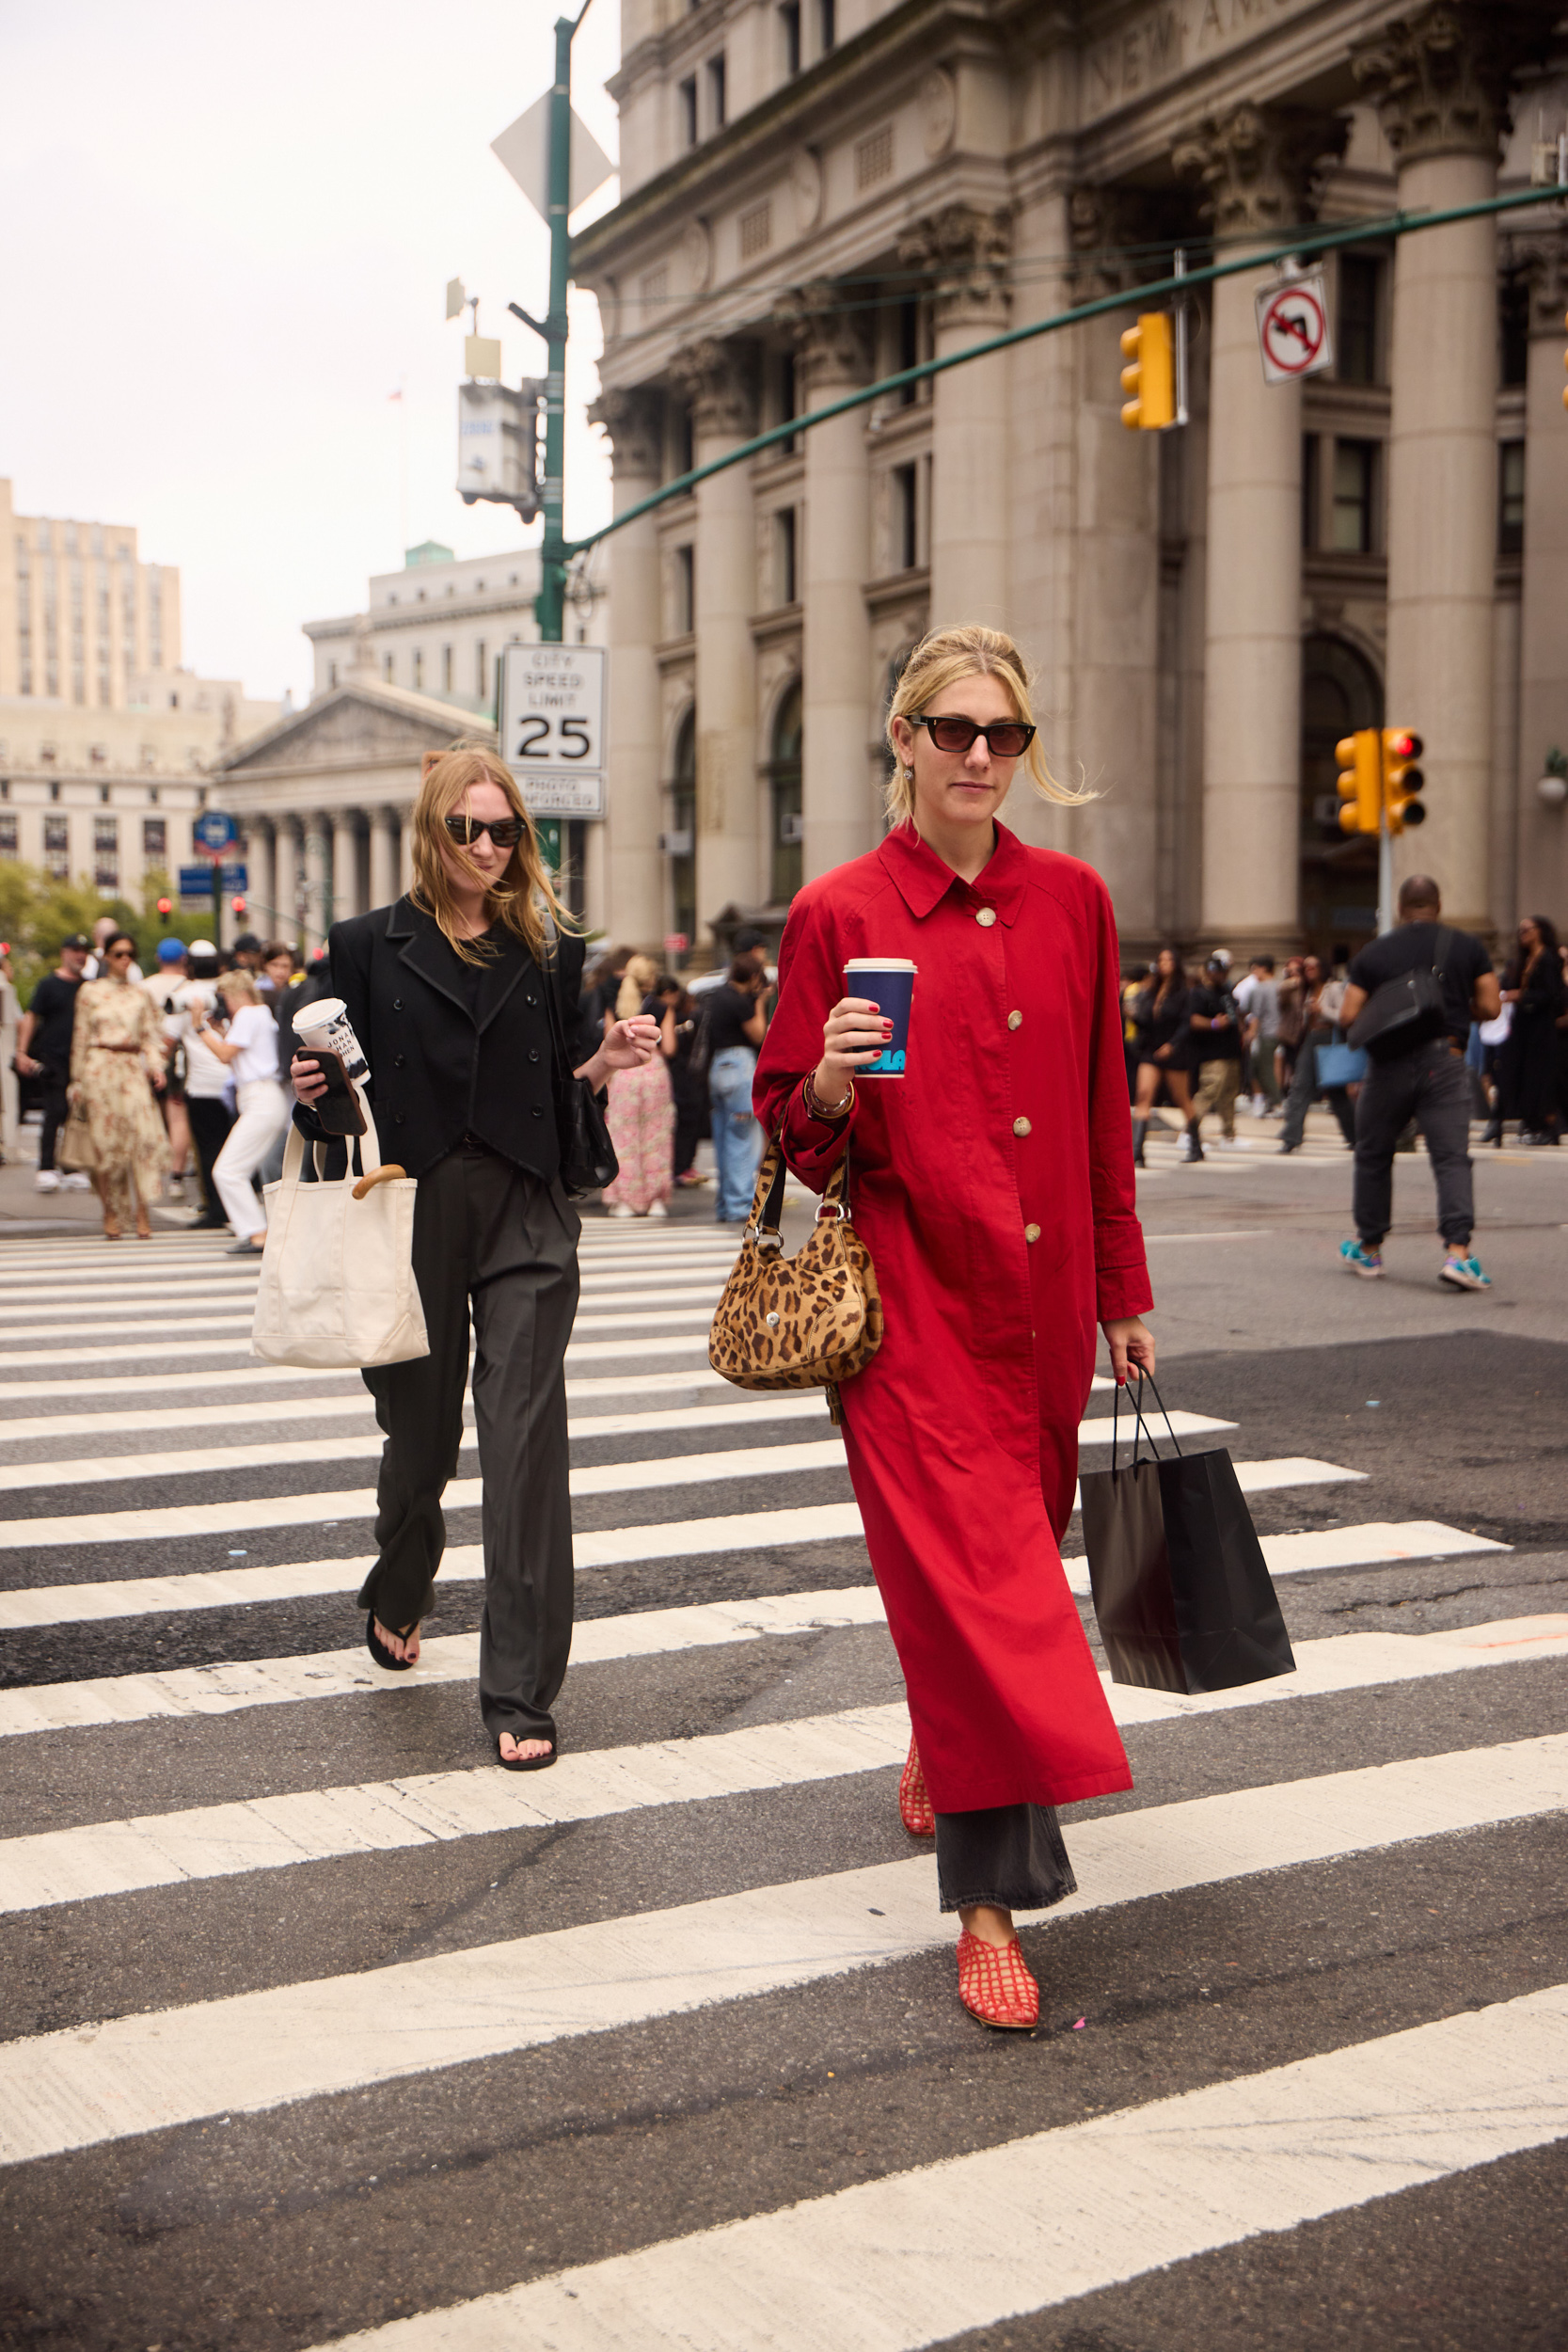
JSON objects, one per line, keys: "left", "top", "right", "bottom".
{"left": 1255, "top": 268, "right": 1333, "bottom": 385}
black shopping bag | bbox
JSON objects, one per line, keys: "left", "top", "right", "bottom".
{"left": 1078, "top": 1379, "right": 1295, "bottom": 1696}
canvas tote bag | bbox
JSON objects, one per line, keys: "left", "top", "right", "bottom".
{"left": 251, "top": 1084, "right": 428, "bottom": 1370}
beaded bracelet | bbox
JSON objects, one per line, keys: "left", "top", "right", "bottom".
{"left": 803, "top": 1070, "right": 854, "bottom": 1123}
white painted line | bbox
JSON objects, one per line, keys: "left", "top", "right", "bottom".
{"left": 1141, "top": 1230, "right": 1268, "bottom": 1243}
{"left": 2, "top": 1732, "right": 1563, "bottom": 2167}
{"left": 0, "top": 1273, "right": 724, "bottom": 1318}
{"left": 303, "top": 1986, "right": 1568, "bottom": 2352}
{"left": 1077, "top": 1410, "right": 1236, "bottom": 1444}
{"left": 0, "top": 1296, "right": 721, "bottom": 1350}
{"left": 0, "top": 1327, "right": 718, "bottom": 1375}
{"left": 1061, "top": 1513, "right": 1509, "bottom": 1597}
{"left": 0, "top": 1311, "right": 255, "bottom": 1346}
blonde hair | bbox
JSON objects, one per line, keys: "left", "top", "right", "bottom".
{"left": 883, "top": 624, "right": 1091, "bottom": 825}
{"left": 409, "top": 741, "right": 577, "bottom": 967}
{"left": 217, "top": 970, "right": 261, "bottom": 1009}
{"left": 615, "top": 953, "right": 658, "bottom": 1020}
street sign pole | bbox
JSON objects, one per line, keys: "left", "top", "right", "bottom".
{"left": 534, "top": 10, "right": 579, "bottom": 651}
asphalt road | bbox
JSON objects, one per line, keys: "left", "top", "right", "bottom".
{"left": 0, "top": 1124, "right": 1565, "bottom": 2352}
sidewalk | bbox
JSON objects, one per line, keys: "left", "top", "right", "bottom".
{"left": 0, "top": 1118, "right": 199, "bottom": 1237}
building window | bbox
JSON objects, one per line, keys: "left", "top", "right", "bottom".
{"left": 93, "top": 815, "right": 119, "bottom": 889}
{"left": 673, "top": 543, "right": 695, "bottom": 636}
{"left": 1500, "top": 273, "right": 1529, "bottom": 389}
{"left": 327, "top": 660, "right": 339, "bottom": 688}
{"left": 774, "top": 507, "right": 797, "bottom": 605}
{"left": 1338, "top": 254, "right": 1380, "bottom": 386}
{"left": 768, "top": 682, "right": 803, "bottom": 905}
{"left": 0, "top": 817, "right": 15, "bottom": 857}
{"left": 442, "top": 644, "right": 453, "bottom": 692}
{"left": 706, "top": 53, "right": 726, "bottom": 130}
{"left": 15, "top": 539, "right": 31, "bottom": 695}
{"left": 412, "top": 648, "right": 424, "bottom": 691}
{"left": 1301, "top": 433, "right": 1320, "bottom": 550}
{"left": 1330, "top": 439, "right": 1377, "bottom": 553}
{"left": 780, "top": 0, "right": 800, "bottom": 75}
{"left": 818, "top": 0, "right": 835, "bottom": 52}
{"left": 855, "top": 124, "right": 894, "bottom": 188}
{"left": 668, "top": 708, "right": 696, "bottom": 955}
{"left": 144, "top": 818, "right": 166, "bottom": 861}
{"left": 894, "top": 463, "right": 918, "bottom": 571}
{"left": 679, "top": 75, "right": 698, "bottom": 146}
{"left": 476, "top": 639, "right": 488, "bottom": 699}
{"left": 1499, "top": 440, "right": 1526, "bottom": 555}
{"left": 43, "top": 814, "right": 69, "bottom": 879}
{"left": 383, "top": 651, "right": 395, "bottom": 682}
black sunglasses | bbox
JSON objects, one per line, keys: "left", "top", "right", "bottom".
{"left": 444, "top": 813, "right": 528, "bottom": 850}
{"left": 911, "top": 713, "right": 1037, "bottom": 758}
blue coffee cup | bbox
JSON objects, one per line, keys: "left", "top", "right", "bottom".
{"left": 844, "top": 958, "right": 917, "bottom": 1078}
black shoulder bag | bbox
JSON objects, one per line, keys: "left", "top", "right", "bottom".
{"left": 540, "top": 924, "right": 619, "bottom": 1199}
{"left": 1347, "top": 925, "right": 1453, "bottom": 1063}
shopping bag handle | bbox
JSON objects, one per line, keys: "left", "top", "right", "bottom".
{"left": 1110, "top": 1369, "right": 1184, "bottom": 1470}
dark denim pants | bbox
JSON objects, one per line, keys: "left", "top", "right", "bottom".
{"left": 1353, "top": 1038, "right": 1475, "bottom": 1249}
{"left": 935, "top": 1804, "right": 1077, "bottom": 1915}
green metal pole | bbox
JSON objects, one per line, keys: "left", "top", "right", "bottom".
{"left": 534, "top": 11, "right": 574, "bottom": 648}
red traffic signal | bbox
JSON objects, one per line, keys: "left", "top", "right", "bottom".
{"left": 156, "top": 897, "right": 173, "bottom": 920}
{"left": 1383, "top": 728, "right": 1426, "bottom": 833}
{"left": 231, "top": 896, "right": 246, "bottom": 916}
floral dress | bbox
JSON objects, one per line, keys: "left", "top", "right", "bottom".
{"left": 64, "top": 977, "right": 169, "bottom": 1217}
{"left": 602, "top": 1053, "right": 675, "bottom": 1214}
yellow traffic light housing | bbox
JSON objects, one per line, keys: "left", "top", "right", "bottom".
{"left": 1120, "top": 313, "right": 1175, "bottom": 430}
{"left": 1383, "top": 728, "right": 1426, "bottom": 833}
{"left": 1336, "top": 730, "right": 1381, "bottom": 834}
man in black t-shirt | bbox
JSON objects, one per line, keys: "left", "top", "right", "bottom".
{"left": 1189, "top": 956, "right": 1245, "bottom": 1150}
{"left": 1337, "top": 876, "right": 1500, "bottom": 1291}
{"left": 16, "top": 933, "right": 90, "bottom": 1190}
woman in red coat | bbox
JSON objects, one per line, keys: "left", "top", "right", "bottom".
{"left": 754, "top": 624, "right": 1155, "bottom": 2031}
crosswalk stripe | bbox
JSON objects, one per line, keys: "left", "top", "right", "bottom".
{"left": 11, "top": 1618, "right": 1568, "bottom": 1905}
{"left": 0, "top": 1327, "right": 721, "bottom": 1373}
{"left": 302, "top": 1984, "right": 1568, "bottom": 2352}
{"left": 0, "top": 1363, "right": 754, "bottom": 1413}
{"left": 0, "top": 1273, "right": 725, "bottom": 1319}
{"left": 4, "top": 1590, "right": 1563, "bottom": 1740}
{"left": 2, "top": 1731, "right": 1561, "bottom": 2169}
{"left": 0, "top": 1297, "right": 724, "bottom": 1349}
{"left": 0, "top": 1450, "right": 1357, "bottom": 1553}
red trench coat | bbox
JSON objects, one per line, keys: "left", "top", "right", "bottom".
{"left": 754, "top": 820, "right": 1153, "bottom": 1815}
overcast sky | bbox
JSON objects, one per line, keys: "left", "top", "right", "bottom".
{"left": 0, "top": 0, "right": 622, "bottom": 707}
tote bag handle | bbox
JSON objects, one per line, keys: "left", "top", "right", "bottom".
{"left": 277, "top": 1085, "right": 403, "bottom": 1200}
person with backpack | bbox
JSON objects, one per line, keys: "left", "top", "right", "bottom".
{"left": 1336, "top": 875, "right": 1500, "bottom": 1290}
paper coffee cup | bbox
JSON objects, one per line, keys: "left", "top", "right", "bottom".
{"left": 295, "top": 997, "right": 370, "bottom": 1087}
{"left": 844, "top": 958, "right": 917, "bottom": 1077}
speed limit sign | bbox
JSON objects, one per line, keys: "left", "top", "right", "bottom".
{"left": 498, "top": 644, "right": 607, "bottom": 818}
{"left": 1255, "top": 267, "right": 1333, "bottom": 385}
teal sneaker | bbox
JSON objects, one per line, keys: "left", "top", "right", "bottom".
{"left": 1339, "top": 1239, "right": 1384, "bottom": 1279}
{"left": 1440, "top": 1252, "right": 1492, "bottom": 1291}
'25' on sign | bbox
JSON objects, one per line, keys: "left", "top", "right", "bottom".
{"left": 511, "top": 708, "right": 594, "bottom": 761}
{"left": 499, "top": 646, "right": 606, "bottom": 773}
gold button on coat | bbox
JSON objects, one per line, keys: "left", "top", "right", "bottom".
{"left": 1007, "top": 1009, "right": 1022, "bottom": 1030}
{"left": 1024, "top": 1223, "right": 1041, "bottom": 1243}
{"left": 1013, "top": 1116, "right": 1031, "bottom": 1137}
{"left": 975, "top": 906, "right": 997, "bottom": 927}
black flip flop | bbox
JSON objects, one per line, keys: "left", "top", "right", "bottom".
{"left": 496, "top": 1734, "right": 558, "bottom": 1772}
{"left": 365, "top": 1612, "right": 420, "bottom": 1672}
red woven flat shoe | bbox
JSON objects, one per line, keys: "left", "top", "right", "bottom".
{"left": 957, "top": 1930, "right": 1040, "bottom": 2031}
{"left": 899, "top": 1732, "right": 935, "bottom": 1836}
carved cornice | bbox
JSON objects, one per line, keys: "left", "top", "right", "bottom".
{"left": 1173, "top": 103, "right": 1349, "bottom": 239}
{"left": 1503, "top": 227, "right": 1568, "bottom": 336}
{"left": 588, "top": 387, "right": 664, "bottom": 480}
{"left": 668, "top": 338, "right": 759, "bottom": 442}
{"left": 896, "top": 204, "right": 1011, "bottom": 332}
{"left": 1351, "top": 3, "right": 1560, "bottom": 167}
{"left": 1068, "top": 183, "right": 1168, "bottom": 296}
{"left": 774, "top": 280, "right": 872, "bottom": 391}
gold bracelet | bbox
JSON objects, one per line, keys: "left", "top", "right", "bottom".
{"left": 804, "top": 1071, "right": 854, "bottom": 1122}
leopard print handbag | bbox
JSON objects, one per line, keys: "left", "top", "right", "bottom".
{"left": 707, "top": 1139, "right": 883, "bottom": 1424}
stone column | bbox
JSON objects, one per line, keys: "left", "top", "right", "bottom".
{"left": 671, "top": 339, "right": 760, "bottom": 944}
{"left": 399, "top": 813, "right": 416, "bottom": 897}
{"left": 1176, "top": 103, "right": 1347, "bottom": 958}
{"left": 302, "top": 816, "right": 331, "bottom": 955}
{"left": 331, "top": 809, "right": 359, "bottom": 926}
{"left": 369, "top": 805, "right": 399, "bottom": 911}
{"left": 1354, "top": 4, "right": 1556, "bottom": 932}
{"left": 589, "top": 388, "right": 664, "bottom": 946}
{"left": 900, "top": 207, "right": 1011, "bottom": 628}
{"left": 247, "top": 821, "right": 277, "bottom": 940}
{"left": 1513, "top": 229, "right": 1568, "bottom": 927}
{"left": 783, "top": 284, "right": 875, "bottom": 882}
{"left": 275, "top": 818, "right": 301, "bottom": 948}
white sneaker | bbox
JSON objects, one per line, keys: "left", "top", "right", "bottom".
{"left": 61, "top": 1171, "right": 92, "bottom": 1190}
{"left": 608, "top": 1202, "right": 635, "bottom": 1219}
{"left": 648, "top": 1200, "right": 669, "bottom": 1218}
{"left": 34, "top": 1169, "right": 58, "bottom": 1192}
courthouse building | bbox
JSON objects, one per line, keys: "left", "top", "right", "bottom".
{"left": 575, "top": 0, "right": 1568, "bottom": 965}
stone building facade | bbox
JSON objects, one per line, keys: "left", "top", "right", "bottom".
{"left": 575, "top": 0, "right": 1568, "bottom": 966}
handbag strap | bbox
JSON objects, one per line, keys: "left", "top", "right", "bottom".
{"left": 1115, "top": 1369, "right": 1182, "bottom": 1470}
{"left": 742, "top": 1135, "right": 850, "bottom": 1252}
{"left": 280, "top": 1079, "right": 380, "bottom": 1188}
{"left": 537, "top": 908, "right": 572, "bottom": 1089}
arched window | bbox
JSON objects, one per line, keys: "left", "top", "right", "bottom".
{"left": 667, "top": 707, "right": 696, "bottom": 958}
{"left": 768, "top": 680, "right": 802, "bottom": 905}
{"left": 1300, "top": 633, "right": 1383, "bottom": 961}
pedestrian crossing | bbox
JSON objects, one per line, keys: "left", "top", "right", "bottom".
{"left": 0, "top": 1217, "right": 1562, "bottom": 2350}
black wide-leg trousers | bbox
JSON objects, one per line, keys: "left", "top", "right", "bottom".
{"left": 358, "top": 1141, "right": 580, "bottom": 1745}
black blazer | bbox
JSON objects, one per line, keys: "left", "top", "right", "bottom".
{"left": 295, "top": 896, "right": 598, "bottom": 1181}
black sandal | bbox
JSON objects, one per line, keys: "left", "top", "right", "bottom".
{"left": 365, "top": 1612, "right": 420, "bottom": 1672}
{"left": 496, "top": 1733, "right": 558, "bottom": 1772}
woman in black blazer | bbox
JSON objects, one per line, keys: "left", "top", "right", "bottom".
{"left": 292, "top": 743, "right": 657, "bottom": 1769}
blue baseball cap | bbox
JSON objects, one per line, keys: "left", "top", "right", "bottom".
{"left": 156, "top": 938, "right": 186, "bottom": 964}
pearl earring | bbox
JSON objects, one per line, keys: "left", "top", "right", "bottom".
{"left": 903, "top": 766, "right": 913, "bottom": 785}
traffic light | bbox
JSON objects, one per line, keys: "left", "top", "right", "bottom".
{"left": 156, "top": 896, "right": 172, "bottom": 922}
{"left": 231, "top": 895, "right": 246, "bottom": 917}
{"left": 1383, "top": 729, "right": 1426, "bottom": 832}
{"left": 1336, "top": 729, "right": 1381, "bottom": 834}
{"left": 1120, "top": 313, "right": 1175, "bottom": 430}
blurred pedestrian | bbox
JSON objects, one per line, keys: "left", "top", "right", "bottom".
{"left": 603, "top": 952, "right": 673, "bottom": 1219}
{"left": 169, "top": 946, "right": 232, "bottom": 1230}
{"left": 66, "top": 930, "right": 168, "bottom": 1241}
{"left": 1120, "top": 965, "right": 1149, "bottom": 1102}
{"left": 754, "top": 620, "right": 1152, "bottom": 2032}
{"left": 1338, "top": 876, "right": 1501, "bottom": 1287}
{"left": 255, "top": 942, "right": 302, "bottom": 1186}
{"left": 190, "top": 971, "right": 293, "bottom": 1253}
{"left": 1233, "top": 954, "right": 1281, "bottom": 1113}
{"left": 83, "top": 914, "right": 142, "bottom": 981}
{"left": 1497, "top": 915, "right": 1565, "bottom": 1145}
{"left": 230, "top": 933, "right": 264, "bottom": 977}
{"left": 16, "top": 932, "right": 91, "bottom": 1193}
{"left": 651, "top": 976, "right": 706, "bottom": 1186}
{"left": 143, "top": 939, "right": 194, "bottom": 1200}
{"left": 1189, "top": 954, "right": 1244, "bottom": 1148}
{"left": 1278, "top": 953, "right": 1355, "bottom": 1153}
{"left": 1130, "top": 946, "right": 1196, "bottom": 1166}
{"left": 707, "top": 954, "right": 772, "bottom": 1219}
